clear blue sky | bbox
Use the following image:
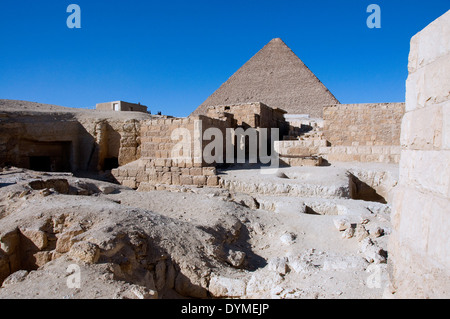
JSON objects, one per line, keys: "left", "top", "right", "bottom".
{"left": 0, "top": 1, "right": 448, "bottom": 117}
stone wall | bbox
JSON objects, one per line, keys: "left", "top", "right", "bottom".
{"left": 388, "top": 10, "right": 450, "bottom": 298}
{"left": 206, "top": 102, "right": 287, "bottom": 130}
{"left": 112, "top": 116, "right": 230, "bottom": 188}
{"left": 318, "top": 103, "right": 405, "bottom": 164}
{"left": 0, "top": 111, "right": 143, "bottom": 173}
{"left": 274, "top": 139, "right": 326, "bottom": 166}
{"left": 320, "top": 145, "right": 401, "bottom": 164}
{"left": 111, "top": 158, "right": 219, "bottom": 190}
{"left": 323, "top": 103, "right": 405, "bottom": 147}
{"left": 140, "top": 115, "right": 231, "bottom": 165}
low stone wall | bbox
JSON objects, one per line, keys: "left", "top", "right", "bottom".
{"left": 388, "top": 10, "right": 450, "bottom": 298}
{"left": 320, "top": 145, "right": 401, "bottom": 164}
{"left": 111, "top": 158, "right": 219, "bottom": 189}
{"left": 274, "top": 139, "right": 326, "bottom": 166}
{"left": 323, "top": 103, "right": 405, "bottom": 147}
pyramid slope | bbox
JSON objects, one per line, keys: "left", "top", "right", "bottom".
{"left": 192, "top": 38, "right": 339, "bottom": 117}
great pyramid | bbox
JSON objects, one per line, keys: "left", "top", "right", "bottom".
{"left": 191, "top": 38, "right": 339, "bottom": 118}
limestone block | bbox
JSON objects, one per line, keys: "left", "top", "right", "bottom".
{"left": 399, "top": 150, "right": 450, "bottom": 198}
{"left": 443, "top": 101, "right": 450, "bottom": 149}
{"left": 128, "top": 285, "right": 158, "bottom": 300}
{"left": 135, "top": 171, "right": 149, "bottom": 183}
{"left": 122, "top": 179, "right": 137, "bottom": 189}
{"left": 126, "top": 168, "right": 138, "bottom": 177}
{"left": 207, "top": 176, "right": 219, "bottom": 187}
{"left": 406, "top": 55, "right": 450, "bottom": 112}
{"left": 20, "top": 228, "right": 48, "bottom": 250}
{"left": 208, "top": 274, "right": 247, "bottom": 298}
{"left": 190, "top": 168, "right": 202, "bottom": 176}
{"left": 360, "top": 238, "right": 386, "bottom": 264}
{"left": 68, "top": 241, "right": 100, "bottom": 264}
{"left": 160, "top": 172, "right": 172, "bottom": 184}
{"left": 154, "top": 158, "right": 165, "bottom": 167}
{"left": 401, "top": 103, "right": 444, "bottom": 150}
{"left": 33, "top": 251, "right": 53, "bottom": 267}
{"left": 171, "top": 173, "right": 181, "bottom": 185}
{"left": 333, "top": 217, "right": 351, "bottom": 231}
{"left": 137, "top": 183, "right": 156, "bottom": 192}
{"left": 246, "top": 270, "right": 283, "bottom": 296}
{"left": 268, "top": 257, "right": 289, "bottom": 275}
{"left": 0, "top": 229, "right": 20, "bottom": 255}
{"left": 180, "top": 175, "right": 193, "bottom": 185}
{"left": 56, "top": 225, "right": 84, "bottom": 254}
{"left": 193, "top": 175, "right": 207, "bottom": 186}
{"left": 391, "top": 186, "right": 433, "bottom": 254}
{"left": 202, "top": 167, "right": 216, "bottom": 176}
{"left": 410, "top": 11, "right": 450, "bottom": 73}
{"left": 226, "top": 250, "right": 246, "bottom": 268}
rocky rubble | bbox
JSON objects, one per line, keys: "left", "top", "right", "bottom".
{"left": 0, "top": 165, "right": 395, "bottom": 299}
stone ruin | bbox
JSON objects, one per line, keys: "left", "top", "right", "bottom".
{"left": 0, "top": 10, "right": 449, "bottom": 299}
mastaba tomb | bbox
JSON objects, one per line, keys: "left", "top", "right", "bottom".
{"left": 0, "top": 10, "right": 449, "bottom": 298}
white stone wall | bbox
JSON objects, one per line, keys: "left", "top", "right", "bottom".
{"left": 388, "top": 10, "right": 450, "bottom": 298}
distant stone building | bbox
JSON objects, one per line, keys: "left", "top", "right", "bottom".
{"left": 96, "top": 101, "right": 148, "bottom": 113}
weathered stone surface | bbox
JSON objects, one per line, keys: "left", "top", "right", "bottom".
{"left": 399, "top": 150, "right": 450, "bottom": 198}
{"left": 29, "top": 179, "right": 69, "bottom": 194}
{"left": 341, "top": 227, "right": 355, "bottom": 239}
{"left": 128, "top": 284, "right": 158, "bottom": 299}
{"left": 268, "top": 257, "right": 289, "bottom": 275}
{"left": 333, "top": 217, "right": 351, "bottom": 231}
{"left": 208, "top": 274, "right": 247, "bottom": 298}
{"left": 279, "top": 232, "right": 296, "bottom": 245}
{"left": 1, "top": 270, "right": 28, "bottom": 288}
{"left": 55, "top": 225, "right": 84, "bottom": 253}
{"left": 0, "top": 229, "right": 19, "bottom": 255}
{"left": 355, "top": 225, "right": 369, "bottom": 242}
{"left": 33, "top": 251, "right": 53, "bottom": 267}
{"left": 99, "top": 185, "right": 117, "bottom": 194}
{"left": 20, "top": 228, "right": 47, "bottom": 250}
{"left": 246, "top": 270, "right": 283, "bottom": 297}
{"left": 226, "top": 250, "right": 246, "bottom": 268}
{"left": 174, "top": 272, "right": 208, "bottom": 298}
{"left": 68, "top": 241, "right": 100, "bottom": 264}
{"left": 287, "top": 255, "right": 317, "bottom": 274}
{"left": 360, "top": 238, "right": 386, "bottom": 264}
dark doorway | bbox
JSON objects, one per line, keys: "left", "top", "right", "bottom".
{"left": 21, "top": 140, "right": 72, "bottom": 173}
{"left": 29, "top": 156, "right": 52, "bottom": 172}
{"left": 103, "top": 157, "right": 119, "bottom": 170}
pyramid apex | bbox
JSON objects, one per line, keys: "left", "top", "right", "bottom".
{"left": 270, "top": 37, "right": 284, "bottom": 43}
